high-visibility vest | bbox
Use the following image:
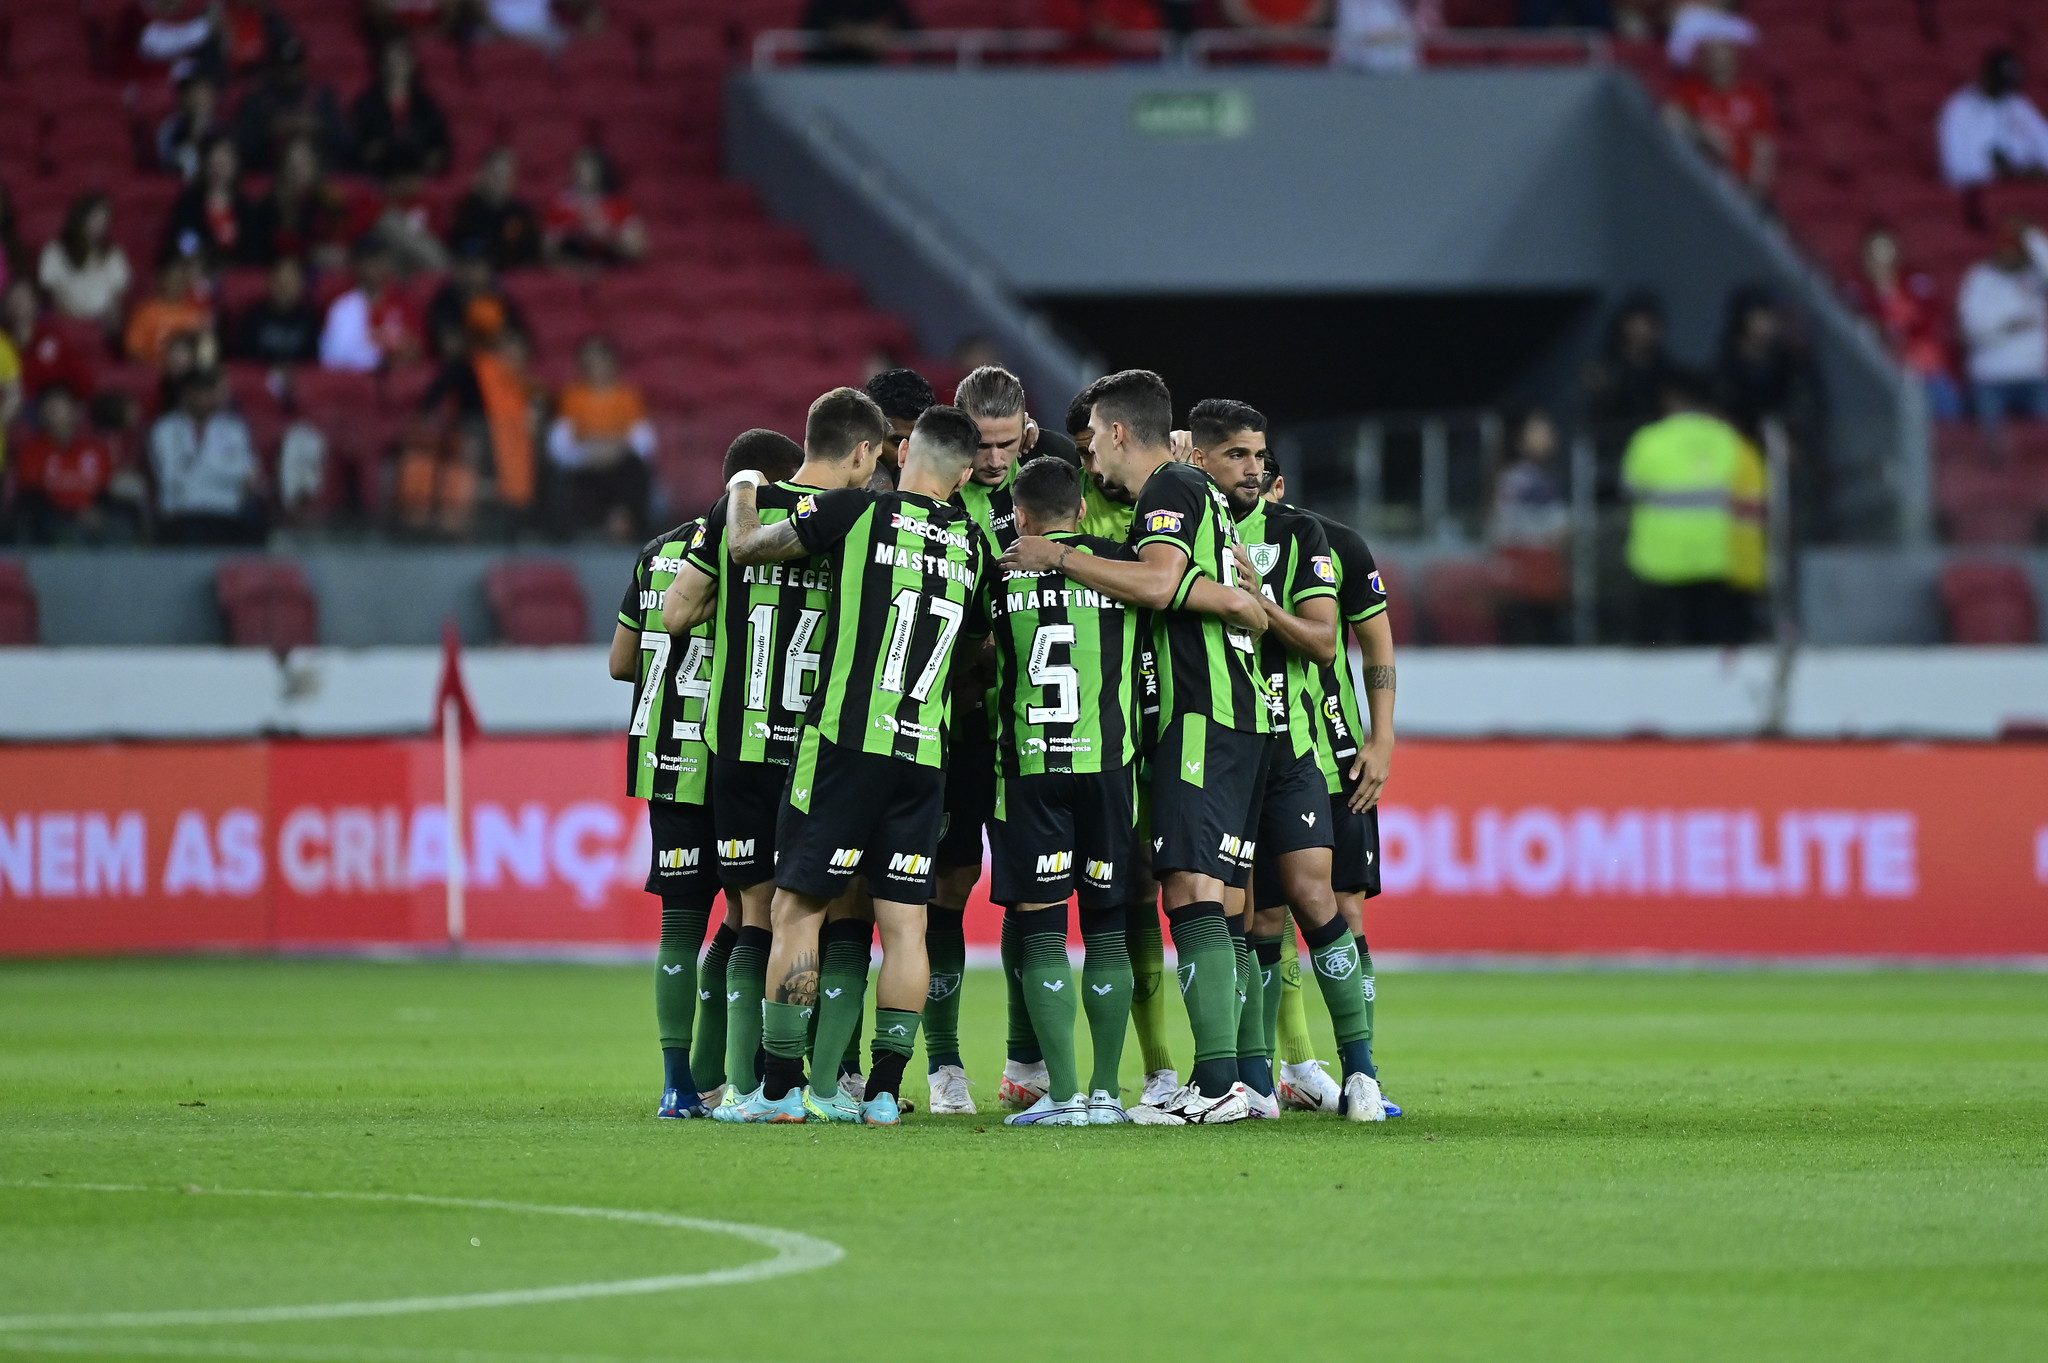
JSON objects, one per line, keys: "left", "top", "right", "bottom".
{"left": 1728, "top": 436, "right": 1767, "bottom": 594}
{"left": 1620, "top": 413, "right": 1743, "bottom": 585}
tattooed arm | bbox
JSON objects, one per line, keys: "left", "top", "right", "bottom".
{"left": 726, "top": 480, "right": 807, "bottom": 565}
{"left": 1347, "top": 610, "right": 1397, "bottom": 812}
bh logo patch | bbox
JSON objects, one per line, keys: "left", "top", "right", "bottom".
{"left": 1310, "top": 554, "right": 1337, "bottom": 584}
{"left": 1144, "top": 510, "right": 1183, "bottom": 535}
{"left": 1367, "top": 570, "right": 1384, "bottom": 594}
{"left": 795, "top": 494, "right": 818, "bottom": 519}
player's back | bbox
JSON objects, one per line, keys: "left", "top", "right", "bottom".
{"left": 688, "top": 481, "right": 836, "bottom": 765}
{"left": 623, "top": 522, "right": 713, "bottom": 803}
{"left": 985, "top": 532, "right": 1139, "bottom": 777}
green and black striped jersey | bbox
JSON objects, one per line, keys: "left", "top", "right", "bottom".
{"left": 685, "top": 481, "right": 835, "bottom": 766}
{"left": 619, "top": 522, "right": 713, "bottom": 804}
{"left": 953, "top": 461, "right": 1020, "bottom": 559}
{"left": 792, "top": 487, "right": 988, "bottom": 768}
{"left": 1237, "top": 500, "right": 1340, "bottom": 759}
{"left": 982, "top": 531, "right": 1139, "bottom": 776}
{"left": 1128, "top": 460, "right": 1269, "bottom": 736}
{"left": 1306, "top": 509, "right": 1390, "bottom": 794}
{"left": 1079, "top": 474, "right": 1135, "bottom": 541}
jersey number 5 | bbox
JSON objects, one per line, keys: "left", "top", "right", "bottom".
{"left": 1025, "top": 622, "right": 1080, "bottom": 726}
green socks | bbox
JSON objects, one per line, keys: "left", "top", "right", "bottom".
{"left": 1001, "top": 910, "right": 1042, "bottom": 1064}
{"left": 1011, "top": 906, "right": 1079, "bottom": 1102}
{"left": 759, "top": 998, "right": 812, "bottom": 1102}
{"left": 1128, "top": 901, "right": 1173, "bottom": 1075}
{"left": 810, "top": 918, "right": 872, "bottom": 1100}
{"left": 868, "top": 1006, "right": 924, "bottom": 1102}
{"left": 723, "top": 924, "right": 771, "bottom": 1093}
{"left": 923, "top": 904, "right": 965, "bottom": 1072}
{"left": 1253, "top": 934, "right": 1284, "bottom": 1062}
{"left": 1303, "top": 914, "right": 1372, "bottom": 1062}
{"left": 1079, "top": 905, "right": 1133, "bottom": 1094}
{"left": 655, "top": 890, "right": 712, "bottom": 1052}
{"left": 690, "top": 921, "right": 735, "bottom": 1092}
{"left": 1232, "top": 918, "right": 1271, "bottom": 1096}
{"left": 1357, "top": 935, "right": 1378, "bottom": 1080}
{"left": 1166, "top": 901, "right": 1239, "bottom": 1096}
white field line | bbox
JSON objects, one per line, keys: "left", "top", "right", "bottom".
{"left": 0, "top": 1337, "right": 742, "bottom": 1363}
{"left": 0, "top": 1184, "right": 841, "bottom": 1332}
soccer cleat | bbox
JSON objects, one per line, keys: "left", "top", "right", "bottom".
{"left": 709, "top": 1084, "right": 755, "bottom": 1123}
{"left": 1382, "top": 1095, "right": 1404, "bottom": 1118}
{"left": 998, "top": 1059, "right": 1049, "bottom": 1110}
{"left": 803, "top": 1086, "right": 861, "bottom": 1123}
{"left": 859, "top": 1091, "right": 903, "bottom": 1125}
{"left": 1140, "top": 1068, "right": 1181, "bottom": 1107}
{"left": 926, "top": 1063, "right": 976, "bottom": 1115}
{"left": 1341, "top": 1072, "right": 1388, "bottom": 1123}
{"left": 657, "top": 1088, "right": 708, "bottom": 1120}
{"left": 698, "top": 1084, "right": 729, "bottom": 1109}
{"left": 1004, "top": 1092, "right": 1089, "bottom": 1127}
{"left": 1277, "top": 1060, "right": 1342, "bottom": 1114}
{"left": 733, "top": 1086, "right": 807, "bottom": 1123}
{"left": 1129, "top": 1082, "right": 1254, "bottom": 1126}
{"left": 1245, "top": 1088, "right": 1280, "bottom": 1120}
{"left": 1086, "top": 1089, "right": 1129, "bottom": 1124}
{"left": 837, "top": 1071, "right": 866, "bottom": 1104}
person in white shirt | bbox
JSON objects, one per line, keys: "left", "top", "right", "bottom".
{"left": 37, "top": 194, "right": 133, "bottom": 327}
{"left": 149, "top": 368, "right": 266, "bottom": 544}
{"left": 1938, "top": 48, "right": 2048, "bottom": 189}
{"left": 1666, "top": 0, "right": 1755, "bottom": 68}
{"left": 1956, "top": 217, "right": 2048, "bottom": 426}
{"left": 1332, "top": 0, "right": 1420, "bottom": 72}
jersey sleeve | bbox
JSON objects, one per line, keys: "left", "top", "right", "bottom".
{"left": 684, "top": 496, "right": 726, "bottom": 577}
{"left": 791, "top": 487, "right": 875, "bottom": 553}
{"left": 617, "top": 558, "right": 645, "bottom": 631}
{"left": 1284, "top": 515, "right": 1339, "bottom": 608}
{"left": 1079, "top": 534, "right": 1136, "bottom": 562}
{"left": 1131, "top": 468, "right": 1207, "bottom": 562}
{"left": 1327, "top": 520, "right": 1388, "bottom": 622}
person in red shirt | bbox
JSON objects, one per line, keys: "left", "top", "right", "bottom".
{"left": 1665, "top": 39, "right": 1777, "bottom": 202}
{"left": 1044, "top": 0, "right": 1163, "bottom": 65}
{"left": 1855, "top": 225, "right": 1965, "bottom": 421}
{"left": 544, "top": 146, "right": 647, "bottom": 266}
{"left": 2, "top": 279, "right": 97, "bottom": 404}
{"left": 9, "top": 385, "right": 127, "bottom": 543}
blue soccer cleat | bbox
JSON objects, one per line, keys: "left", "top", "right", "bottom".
{"left": 1382, "top": 1096, "right": 1403, "bottom": 1118}
{"left": 859, "top": 1091, "right": 902, "bottom": 1125}
{"left": 657, "top": 1088, "right": 709, "bottom": 1120}
{"left": 711, "top": 1084, "right": 760, "bottom": 1123}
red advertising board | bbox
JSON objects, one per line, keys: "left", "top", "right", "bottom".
{"left": 3, "top": 739, "right": 2045, "bottom": 959}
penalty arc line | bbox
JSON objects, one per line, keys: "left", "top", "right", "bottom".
{"left": 0, "top": 1183, "right": 843, "bottom": 1332}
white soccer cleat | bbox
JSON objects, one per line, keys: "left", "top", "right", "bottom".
{"left": 1086, "top": 1089, "right": 1129, "bottom": 1124}
{"left": 1129, "top": 1082, "right": 1254, "bottom": 1126}
{"left": 1140, "top": 1068, "right": 1181, "bottom": 1107}
{"left": 998, "top": 1059, "right": 1049, "bottom": 1110}
{"left": 837, "top": 1071, "right": 866, "bottom": 1105}
{"left": 1004, "top": 1092, "right": 1089, "bottom": 1127}
{"left": 697, "top": 1084, "right": 729, "bottom": 1109}
{"left": 925, "top": 1063, "right": 976, "bottom": 1115}
{"left": 1277, "top": 1060, "right": 1341, "bottom": 1113}
{"left": 1342, "top": 1072, "right": 1388, "bottom": 1123}
{"left": 1245, "top": 1088, "right": 1280, "bottom": 1120}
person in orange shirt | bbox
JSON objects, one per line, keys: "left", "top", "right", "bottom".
{"left": 546, "top": 334, "right": 654, "bottom": 540}
{"left": 124, "top": 255, "right": 214, "bottom": 367}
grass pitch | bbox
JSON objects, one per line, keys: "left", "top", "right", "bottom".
{"left": 1, "top": 960, "right": 2044, "bottom": 1363}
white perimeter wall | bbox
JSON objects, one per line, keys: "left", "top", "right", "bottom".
{"left": 2, "top": 646, "right": 2045, "bottom": 742}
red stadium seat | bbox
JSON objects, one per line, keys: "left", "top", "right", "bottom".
{"left": 1939, "top": 560, "right": 2039, "bottom": 643}
{"left": 0, "top": 560, "right": 40, "bottom": 645}
{"left": 216, "top": 558, "right": 321, "bottom": 651}
{"left": 1421, "top": 558, "right": 1499, "bottom": 645}
{"left": 487, "top": 558, "right": 590, "bottom": 645}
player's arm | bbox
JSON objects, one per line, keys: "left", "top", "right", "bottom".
{"left": 1349, "top": 610, "right": 1396, "bottom": 812}
{"left": 660, "top": 562, "right": 716, "bottom": 634}
{"left": 608, "top": 622, "right": 638, "bottom": 681}
{"left": 1261, "top": 593, "right": 1338, "bottom": 667}
{"left": 1262, "top": 521, "right": 1339, "bottom": 665}
{"left": 725, "top": 477, "right": 807, "bottom": 565}
{"left": 1004, "top": 537, "right": 1265, "bottom": 635}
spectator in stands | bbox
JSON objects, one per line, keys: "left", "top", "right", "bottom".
{"left": 369, "top": 174, "right": 451, "bottom": 276}
{"left": 233, "top": 256, "right": 322, "bottom": 365}
{"left": 1581, "top": 290, "right": 1677, "bottom": 452}
{"left": 126, "top": 0, "right": 225, "bottom": 81}
{"left": 410, "top": 326, "right": 539, "bottom": 533}
{"left": 219, "top": 0, "right": 298, "bottom": 78}
{"left": 1664, "top": 39, "right": 1775, "bottom": 203}
{"left": 1488, "top": 408, "right": 1572, "bottom": 645}
{"left": 233, "top": 35, "right": 347, "bottom": 174}
{"left": 1621, "top": 374, "right": 1749, "bottom": 645}
{"left": 1665, "top": 0, "right": 1753, "bottom": 70}
{"left": 1857, "top": 226, "right": 1963, "bottom": 422}
{"left": 1938, "top": 48, "right": 2048, "bottom": 190}
{"left": 1518, "top": 0, "right": 1612, "bottom": 29}
{"left": 158, "top": 74, "right": 224, "bottom": 181}
{"left": 364, "top": 0, "right": 479, "bottom": 47}
{"left": 1223, "top": 0, "right": 1329, "bottom": 27}
{"left": 484, "top": 0, "right": 598, "bottom": 47}
{"left": 125, "top": 255, "right": 214, "bottom": 367}
{"left": 547, "top": 335, "right": 653, "bottom": 540}
{"left": 319, "top": 239, "right": 424, "bottom": 371}
{"left": 162, "top": 137, "right": 258, "bottom": 270}
{"left": 450, "top": 148, "right": 543, "bottom": 271}
{"left": 149, "top": 368, "right": 266, "bottom": 545}
{"left": 1044, "top": 0, "right": 1160, "bottom": 63}
{"left": 425, "top": 245, "right": 530, "bottom": 358}
{"left": 245, "top": 137, "right": 356, "bottom": 271}
{"left": 1332, "top": 0, "right": 1421, "bottom": 73}
{"left": 1713, "top": 286, "right": 1821, "bottom": 444}
{"left": 38, "top": 195, "right": 133, "bottom": 330}
{"left": 155, "top": 329, "right": 212, "bottom": 416}
{"left": 4, "top": 280, "right": 96, "bottom": 407}
{"left": 0, "top": 181, "right": 27, "bottom": 295}
{"left": 351, "top": 38, "right": 453, "bottom": 181}
{"left": 9, "top": 385, "right": 127, "bottom": 545}
{"left": 545, "top": 146, "right": 646, "bottom": 266}
{"left": 1957, "top": 215, "right": 2048, "bottom": 426}
{"left": 802, "top": 0, "right": 919, "bottom": 65}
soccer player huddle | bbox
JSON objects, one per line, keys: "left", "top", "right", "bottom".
{"left": 610, "top": 364, "right": 1400, "bottom": 1127}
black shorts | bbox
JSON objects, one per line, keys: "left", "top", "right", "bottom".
{"left": 1145, "top": 712, "right": 1267, "bottom": 888}
{"left": 1250, "top": 741, "right": 1338, "bottom": 910}
{"left": 988, "top": 766, "right": 1139, "bottom": 910}
{"left": 1330, "top": 791, "right": 1383, "bottom": 899}
{"left": 775, "top": 728, "right": 947, "bottom": 903}
{"left": 644, "top": 798, "right": 715, "bottom": 893}
{"left": 709, "top": 754, "right": 788, "bottom": 889}
{"left": 937, "top": 715, "right": 996, "bottom": 868}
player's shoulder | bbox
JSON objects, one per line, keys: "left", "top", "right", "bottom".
{"left": 642, "top": 520, "right": 701, "bottom": 560}
{"left": 1305, "top": 507, "right": 1375, "bottom": 564}
{"left": 1070, "top": 532, "right": 1131, "bottom": 561}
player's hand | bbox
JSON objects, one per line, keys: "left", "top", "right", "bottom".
{"left": 1001, "top": 535, "right": 1065, "bottom": 573}
{"left": 1348, "top": 738, "right": 1393, "bottom": 811}
{"left": 1231, "top": 540, "right": 1258, "bottom": 586}
{"left": 1225, "top": 588, "right": 1268, "bottom": 638}
{"left": 1169, "top": 430, "right": 1194, "bottom": 463}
